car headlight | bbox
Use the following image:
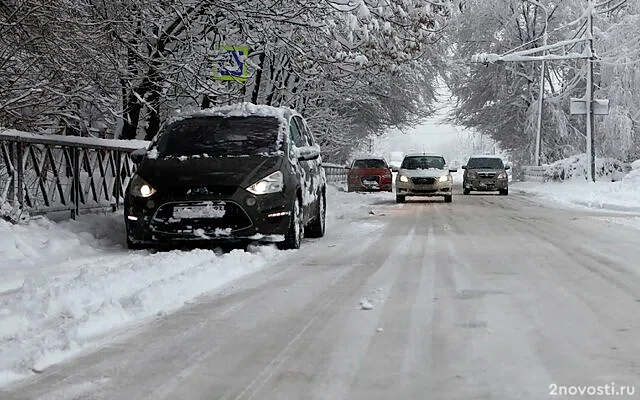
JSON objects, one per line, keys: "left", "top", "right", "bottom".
{"left": 129, "top": 175, "right": 156, "bottom": 198}
{"left": 247, "top": 171, "right": 284, "bottom": 195}
{"left": 438, "top": 175, "right": 450, "bottom": 182}
{"left": 399, "top": 175, "right": 409, "bottom": 183}
{"left": 498, "top": 172, "right": 507, "bottom": 179}
{"left": 467, "top": 171, "right": 478, "bottom": 179}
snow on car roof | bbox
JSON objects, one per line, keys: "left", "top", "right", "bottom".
{"left": 468, "top": 154, "right": 504, "bottom": 159}
{"left": 352, "top": 154, "right": 387, "bottom": 160}
{"left": 404, "top": 152, "right": 445, "bottom": 157}
{"left": 186, "top": 102, "right": 297, "bottom": 119}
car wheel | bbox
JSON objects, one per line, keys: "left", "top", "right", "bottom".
{"left": 396, "top": 195, "right": 406, "bottom": 203}
{"left": 278, "top": 199, "right": 303, "bottom": 250}
{"left": 305, "top": 190, "right": 326, "bottom": 238}
{"left": 463, "top": 188, "right": 470, "bottom": 195}
{"left": 444, "top": 195, "right": 452, "bottom": 203}
{"left": 500, "top": 189, "right": 509, "bottom": 196}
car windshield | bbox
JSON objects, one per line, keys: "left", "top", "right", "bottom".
{"left": 467, "top": 157, "right": 504, "bottom": 169}
{"left": 153, "top": 116, "right": 280, "bottom": 157}
{"left": 401, "top": 156, "right": 445, "bottom": 170}
{"left": 353, "top": 159, "right": 387, "bottom": 168}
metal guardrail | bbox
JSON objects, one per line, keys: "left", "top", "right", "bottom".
{"left": 522, "top": 165, "right": 547, "bottom": 182}
{"left": 322, "top": 163, "right": 348, "bottom": 187}
{"left": 0, "top": 129, "right": 149, "bottom": 219}
{"left": 0, "top": 130, "right": 354, "bottom": 220}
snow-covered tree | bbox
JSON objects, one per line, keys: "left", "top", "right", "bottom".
{"left": 444, "top": 0, "right": 640, "bottom": 165}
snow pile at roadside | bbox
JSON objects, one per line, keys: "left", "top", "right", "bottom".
{"left": 0, "top": 183, "right": 394, "bottom": 387}
{"left": 513, "top": 167, "right": 640, "bottom": 212}
{"left": 541, "top": 154, "right": 630, "bottom": 182}
{"left": 0, "top": 213, "right": 286, "bottom": 386}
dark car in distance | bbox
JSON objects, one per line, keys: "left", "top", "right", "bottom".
{"left": 462, "top": 155, "right": 510, "bottom": 195}
{"left": 124, "top": 103, "right": 327, "bottom": 250}
{"left": 347, "top": 157, "right": 393, "bottom": 192}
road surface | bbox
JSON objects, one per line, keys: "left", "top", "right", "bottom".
{"left": 3, "top": 188, "right": 639, "bottom": 399}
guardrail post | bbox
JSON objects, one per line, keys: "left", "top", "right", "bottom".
{"left": 71, "top": 147, "right": 80, "bottom": 219}
{"left": 113, "top": 151, "right": 121, "bottom": 211}
{"left": 16, "top": 142, "right": 24, "bottom": 207}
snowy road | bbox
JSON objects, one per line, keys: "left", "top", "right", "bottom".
{"left": 2, "top": 189, "right": 640, "bottom": 399}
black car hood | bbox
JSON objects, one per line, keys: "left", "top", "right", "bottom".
{"left": 136, "top": 156, "right": 282, "bottom": 188}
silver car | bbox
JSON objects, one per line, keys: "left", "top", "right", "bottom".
{"left": 462, "top": 155, "right": 510, "bottom": 195}
{"left": 395, "top": 154, "right": 457, "bottom": 203}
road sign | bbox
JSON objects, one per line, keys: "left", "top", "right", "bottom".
{"left": 213, "top": 45, "right": 249, "bottom": 82}
{"left": 569, "top": 98, "right": 610, "bottom": 115}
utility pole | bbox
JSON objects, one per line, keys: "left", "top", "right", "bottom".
{"left": 586, "top": 0, "right": 596, "bottom": 182}
{"left": 472, "top": 0, "right": 607, "bottom": 180}
{"left": 535, "top": 24, "right": 547, "bottom": 166}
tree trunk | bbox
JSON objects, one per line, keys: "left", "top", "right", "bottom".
{"left": 201, "top": 94, "right": 211, "bottom": 109}
{"left": 265, "top": 55, "right": 289, "bottom": 106}
{"left": 145, "top": 89, "right": 160, "bottom": 141}
{"left": 121, "top": 88, "right": 145, "bottom": 140}
{"left": 251, "top": 52, "right": 266, "bottom": 104}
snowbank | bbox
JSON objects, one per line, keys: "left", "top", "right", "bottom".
{"left": 514, "top": 167, "right": 640, "bottom": 212}
{"left": 0, "top": 212, "right": 287, "bottom": 386}
{"left": 0, "top": 183, "right": 391, "bottom": 387}
{"left": 541, "top": 154, "right": 630, "bottom": 182}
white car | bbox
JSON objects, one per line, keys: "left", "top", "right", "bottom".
{"left": 395, "top": 153, "right": 457, "bottom": 203}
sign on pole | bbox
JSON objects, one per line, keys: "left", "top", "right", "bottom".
{"left": 569, "top": 98, "right": 610, "bottom": 115}
{"left": 213, "top": 45, "right": 249, "bottom": 82}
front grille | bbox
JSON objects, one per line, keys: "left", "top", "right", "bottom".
{"left": 413, "top": 189, "right": 437, "bottom": 193}
{"left": 150, "top": 201, "right": 252, "bottom": 234}
{"left": 179, "top": 185, "right": 237, "bottom": 196}
{"left": 411, "top": 177, "right": 436, "bottom": 185}
{"left": 361, "top": 176, "right": 380, "bottom": 183}
{"left": 478, "top": 172, "right": 496, "bottom": 179}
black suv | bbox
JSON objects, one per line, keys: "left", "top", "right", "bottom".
{"left": 124, "top": 103, "right": 327, "bottom": 250}
{"left": 462, "top": 155, "right": 510, "bottom": 195}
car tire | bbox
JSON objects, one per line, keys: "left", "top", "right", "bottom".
{"left": 463, "top": 188, "right": 470, "bottom": 195}
{"left": 305, "top": 190, "right": 326, "bottom": 238}
{"left": 396, "top": 195, "right": 406, "bottom": 203}
{"left": 278, "top": 198, "right": 303, "bottom": 250}
{"left": 444, "top": 195, "right": 452, "bottom": 203}
{"left": 500, "top": 189, "right": 509, "bottom": 196}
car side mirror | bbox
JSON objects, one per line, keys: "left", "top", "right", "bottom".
{"left": 461, "top": 165, "right": 467, "bottom": 170}
{"left": 449, "top": 169, "right": 458, "bottom": 173}
{"left": 131, "top": 148, "right": 146, "bottom": 164}
{"left": 296, "top": 145, "right": 320, "bottom": 161}
{"left": 505, "top": 165, "right": 511, "bottom": 170}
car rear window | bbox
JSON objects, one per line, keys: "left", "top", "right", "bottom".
{"left": 353, "top": 159, "right": 387, "bottom": 168}
{"left": 467, "top": 157, "right": 504, "bottom": 169}
{"left": 154, "top": 116, "right": 281, "bottom": 157}
{"left": 401, "top": 156, "right": 445, "bottom": 170}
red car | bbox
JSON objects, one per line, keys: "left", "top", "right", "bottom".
{"left": 347, "top": 157, "right": 393, "bottom": 192}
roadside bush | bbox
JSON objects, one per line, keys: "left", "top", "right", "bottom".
{"left": 543, "top": 154, "right": 630, "bottom": 182}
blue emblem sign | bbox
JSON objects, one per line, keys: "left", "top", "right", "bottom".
{"left": 213, "top": 45, "right": 249, "bottom": 82}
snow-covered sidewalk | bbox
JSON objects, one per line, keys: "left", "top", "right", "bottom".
{"left": 0, "top": 184, "right": 391, "bottom": 387}
{"left": 512, "top": 169, "right": 640, "bottom": 213}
